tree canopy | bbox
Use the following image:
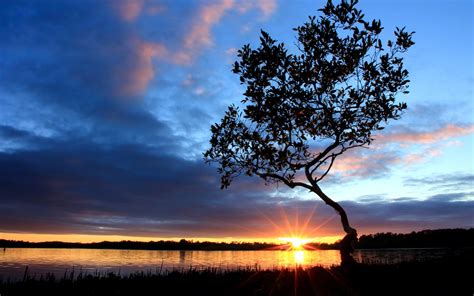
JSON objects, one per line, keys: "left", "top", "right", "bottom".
{"left": 205, "top": 0, "right": 414, "bottom": 191}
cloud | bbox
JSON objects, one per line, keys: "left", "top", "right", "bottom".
{"left": 378, "top": 124, "right": 474, "bottom": 145}
{"left": 328, "top": 122, "right": 474, "bottom": 179}
{"left": 0, "top": 0, "right": 178, "bottom": 150}
{"left": 403, "top": 146, "right": 442, "bottom": 164}
{"left": 0, "top": 125, "right": 34, "bottom": 140}
{"left": 0, "top": 132, "right": 472, "bottom": 239}
{"left": 184, "top": 0, "right": 234, "bottom": 49}
{"left": 225, "top": 47, "right": 238, "bottom": 56}
{"left": 0, "top": 0, "right": 173, "bottom": 103}
{"left": 0, "top": 125, "right": 53, "bottom": 152}
{"left": 332, "top": 152, "right": 398, "bottom": 178}
{"left": 111, "top": 0, "right": 145, "bottom": 22}
{"left": 328, "top": 107, "right": 472, "bottom": 178}
{"left": 170, "top": 0, "right": 234, "bottom": 65}
{"left": 404, "top": 173, "right": 474, "bottom": 192}
{"left": 0, "top": 137, "right": 268, "bottom": 237}
{"left": 256, "top": 0, "right": 277, "bottom": 17}
{"left": 236, "top": 0, "right": 278, "bottom": 17}
{"left": 118, "top": 40, "right": 167, "bottom": 96}
{"left": 344, "top": 193, "right": 474, "bottom": 233}
{"left": 145, "top": 4, "right": 166, "bottom": 15}
{"left": 172, "top": 0, "right": 277, "bottom": 64}
{"left": 427, "top": 192, "right": 474, "bottom": 202}
{"left": 110, "top": 0, "right": 166, "bottom": 21}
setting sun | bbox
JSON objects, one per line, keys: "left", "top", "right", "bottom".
{"left": 279, "top": 237, "right": 310, "bottom": 249}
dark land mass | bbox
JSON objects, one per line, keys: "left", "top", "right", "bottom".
{"left": 1, "top": 228, "right": 473, "bottom": 250}
{"left": 1, "top": 249, "right": 472, "bottom": 296}
{"left": 313, "top": 227, "right": 474, "bottom": 250}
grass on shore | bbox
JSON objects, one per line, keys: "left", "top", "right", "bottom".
{"left": 1, "top": 251, "right": 472, "bottom": 296}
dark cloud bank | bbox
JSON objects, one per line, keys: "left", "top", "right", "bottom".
{"left": 1, "top": 128, "right": 472, "bottom": 238}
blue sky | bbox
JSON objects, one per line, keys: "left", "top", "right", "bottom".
{"left": 0, "top": 0, "right": 472, "bottom": 242}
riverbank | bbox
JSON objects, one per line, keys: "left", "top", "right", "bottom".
{"left": 1, "top": 251, "right": 471, "bottom": 296}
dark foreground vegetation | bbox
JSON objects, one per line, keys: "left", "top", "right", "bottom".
{"left": 1, "top": 249, "right": 472, "bottom": 296}
{"left": 1, "top": 228, "right": 472, "bottom": 251}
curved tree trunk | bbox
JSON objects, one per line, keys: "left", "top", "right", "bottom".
{"left": 312, "top": 184, "right": 358, "bottom": 266}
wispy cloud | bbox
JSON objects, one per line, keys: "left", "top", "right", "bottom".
{"left": 378, "top": 124, "right": 474, "bottom": 145}
{"left": 256, "top": 0, "right": 277, "bottom": 17}
{"left": 236, "top": 0, "right": 277, "bottom": 17}
{"left": 331, "top": 123, "right": 474, "bottom": 178}
{"left": 185, "top": 0, "right": 234, "bottom": 49}
{"left": 170, "top": 0, "right": 234, "bottom": 64}
{"left": 172, "top": 0, "right": 277, "bottom": 64}
{"left": 405, "top": 173, "right": 474, "bottom": 192}
{"left": 111, "top": 0, "right": 145, "bottom": 22}
{"left": 110, "top": 0, "right": 166, "bottom": 22}
{"left": 118, "top": 40, "right": 167, "bottom": 96}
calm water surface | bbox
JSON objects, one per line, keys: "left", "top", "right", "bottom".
{"left": 0, "top": 248, "right": 452, "bottom": 279}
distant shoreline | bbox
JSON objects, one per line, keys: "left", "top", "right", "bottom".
{"left": 1, "top": 228, "right": 472, "bottom": 251}
{"left": 1, "top": 246, "right": 471, "bottom": 252}
{"left": 4, "top": 240, "right": 282, "bottom": 251}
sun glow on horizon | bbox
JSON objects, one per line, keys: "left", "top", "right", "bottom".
{"left": 279, "top": 237, "right": 311, "bottom": 249}
{"left": 0, "top": 233, "right": 283, "bottom": 244}
{"left": 0, "top": 194, "right": 346, "bottom": 245}
{"left": 0, "top": 232, "right": 344, "bottom": 245}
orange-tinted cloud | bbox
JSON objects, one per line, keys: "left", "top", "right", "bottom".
{"left": 378, "top": 124, "right": 474, "bottom": 145}
{"left": 330, "top": 123, "right": 474, "bottom": 177}
{"left": 171, "top": 0, "right": 234, "bottom": 64}
{"left": 184, "top": 0, "right": 234, "bottom": 49}
{"left": 237, "top": 0, "right": 277, "bottom": 17}
{"left": 332, "top": 153, "right": 397, "bottom": 177}
{"left": 404, "top": 147, "right": 442, "bottom": 165}
{"left": 112, "top": 0, "right": 278, "bottom": 84}
{"left": 109, "top": 0, "right": 278, "bottom": 93}
{"left": 173, "top": 0, "right": 277, "bottom": 65}
{"left": 146, "top": 4, "right": 166, "bottom": 15}
{"left": 111, "top": 0, "right": 166, "bottom": 22}
{"left": 256, "top": 0, "right": 277, "bottom": 17}
{"left": 111, "top": 0, "right": 144, "bottom": 22}
{"left": 117, "top": 40, "right": 167, "bottom": 96}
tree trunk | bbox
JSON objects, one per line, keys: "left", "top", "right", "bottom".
{"left": 312, "top": 184, "right": 358, "bottom": 266}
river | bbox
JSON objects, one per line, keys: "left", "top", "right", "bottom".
{"left": 0, "top": 248, "right": 455, "bottom": 280}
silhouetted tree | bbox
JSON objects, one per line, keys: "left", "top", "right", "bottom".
{"left": 204, "top": 0, "right": 414, "bottom": 265}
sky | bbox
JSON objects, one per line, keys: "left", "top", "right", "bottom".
{"left": 0, "top": 0, "right": 473, "bottom": 243}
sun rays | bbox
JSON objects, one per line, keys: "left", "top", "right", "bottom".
{"left": 264, "top": 198, "right": 338, "bottom": 250}
{"left": 278, "top": 237, "right": 311, "bottom": 250}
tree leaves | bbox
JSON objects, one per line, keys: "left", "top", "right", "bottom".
{"left": 204, "top": 0, "right": 414, "bottom": 189}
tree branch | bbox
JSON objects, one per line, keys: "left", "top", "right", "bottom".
{"left": 315, "top": 154, "right": 336, "bottom": 182}
{"left": 257, "top": 172, "right": 313, "bottom": 191}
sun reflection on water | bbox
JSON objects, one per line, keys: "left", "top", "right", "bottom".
{"left": 0, "top": 248, "right": 344, "bottom": 279}
{"left": 293, "top": 251, "right": 304, "bottom": 265}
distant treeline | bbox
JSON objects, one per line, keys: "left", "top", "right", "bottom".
{"left": 309, "top": 228, "right": 474, "bottom": 250}
{"left": 1, "top": 228, "right": 472, "bottom": 250}
{"left": 0, "top": 239, "right": 279, "bottom": 251}
{"left": 356, "top": 228, "right": 474, "bottom": 249}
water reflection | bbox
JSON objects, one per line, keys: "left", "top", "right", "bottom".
{"left": 0, "top": 248, "right": 339, "bottom": 278}
{"left": 0, "top": 248, "right": 453, "bottom": 279}
{"left": 293, "top": 251, "right": 304, "bottom": 265}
